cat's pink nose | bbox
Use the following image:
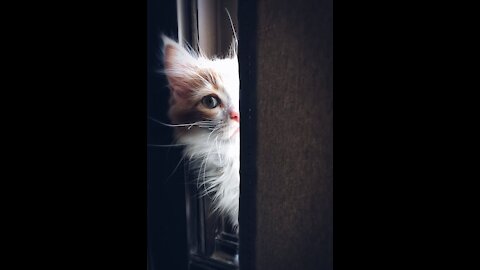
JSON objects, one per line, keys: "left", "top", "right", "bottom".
{"left": 229, "top": 111, "right": 240, "bottom": 122}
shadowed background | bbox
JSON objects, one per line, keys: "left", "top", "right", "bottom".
{"left": 147, "top": 1, "right": 188, "bottom": 269}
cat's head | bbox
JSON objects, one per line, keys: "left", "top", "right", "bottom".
{"left": 162, "top": 36, "right": 239, "bottom": 141}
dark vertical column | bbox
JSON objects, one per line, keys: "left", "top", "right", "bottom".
{"left": 147, "top": 1, "right": 188, "bottom": 270}
{"left": 238, "top": 0, "right": 333, "bottom": 269}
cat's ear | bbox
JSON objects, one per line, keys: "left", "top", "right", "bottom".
{"left": 162, "top": 35, "right": 198, "bottom": 98}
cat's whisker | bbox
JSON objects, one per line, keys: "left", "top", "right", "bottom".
{"left": 148, "top": 117, "right": 216, "bottom": 129}
{"left": 202, "top": 148, "right": 213, "bottom": 186}
{"left": 165, "top": 151, "right": 188, "bottom": 182}
{"left": 206, "top": 124, "right": 222, "bottom": 143}
{"left": 197, "top": 148, "right": 214, "bottom": 190}
{"left": 148, "top": 143, "right": 186, "bottom": 147}
{"left": 225, "top": 8, "right": 238, "bottom": 46}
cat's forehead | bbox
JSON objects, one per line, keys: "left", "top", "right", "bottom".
{"left": 199, "top": 58, "right": 237, "bottom": 76}
{"left": 198, "top": 57, "right": 239, "bottom": 92}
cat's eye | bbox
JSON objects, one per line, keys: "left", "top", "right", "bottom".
{"left": 202, "top": 95, "right": 220, "bottom": 109}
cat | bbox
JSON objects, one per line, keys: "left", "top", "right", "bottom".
{"left": 161, "top": 35, "right": 240, "bottom": 229}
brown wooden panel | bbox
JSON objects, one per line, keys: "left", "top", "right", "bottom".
{"left": 239, "top": 0, "right": 332, "bottom": 269}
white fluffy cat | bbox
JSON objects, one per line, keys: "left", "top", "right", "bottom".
{"left": 162, "top": 35, "right": 240, "bottom": 228}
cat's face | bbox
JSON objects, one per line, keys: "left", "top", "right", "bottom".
{"left": 163, "top": 36, "right": 239, "bottom": 141}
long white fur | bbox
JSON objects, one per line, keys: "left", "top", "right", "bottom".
{"left": 180, "top": 129, "right": 239, "bottom": 228}
{"left": 162, "top": 35, "right": 240, "bottom": 228}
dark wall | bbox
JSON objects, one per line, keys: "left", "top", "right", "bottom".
{"left": 147, "top": 1, "right": 189, "bottom": 270}
{"left": 239, "top": 0, "right": 333, "bottom": 269}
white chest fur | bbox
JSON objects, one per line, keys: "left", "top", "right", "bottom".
{"left": 179, "top": 131, "right": 240, "bottom": 227}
